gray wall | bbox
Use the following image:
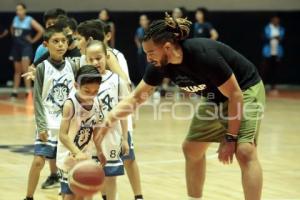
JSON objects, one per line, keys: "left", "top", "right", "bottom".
{"left": 1, "top": 0, "right": 300, "bottom": 11}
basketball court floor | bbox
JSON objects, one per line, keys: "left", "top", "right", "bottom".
{"left": 0, "top": 90, "right": 299, "bottom": 200}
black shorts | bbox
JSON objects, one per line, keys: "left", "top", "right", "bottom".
{"left": 9, "top": 42, "right": 33, "bottom": 61}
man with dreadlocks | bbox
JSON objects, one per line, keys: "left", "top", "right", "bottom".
{"left": 95, "top": 13, "right": 265, "bottom": 200}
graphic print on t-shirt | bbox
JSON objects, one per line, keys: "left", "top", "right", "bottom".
{"left": 46, "top": 74, "right": 72, "bottom": 115}
{"left": 173, "top": 75, "right": 207, "bottom": 93}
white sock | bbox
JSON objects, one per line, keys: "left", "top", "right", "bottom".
{"left": 188, "top": 197, "right": 202, "bottom": 200}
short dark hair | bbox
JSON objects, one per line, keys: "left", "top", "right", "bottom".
{"left": 55, "top": 15, "right": 78, "bottom": 32}
{"left": 75, "top": 65, "right": 102, "bottom": 85}
{"left": 43, "top": 24, "right": 67, "bottom": 42}
{"left": 76, "top": 19, "right": 105, "bottom": 41}
{"left": 16, "top": 2, "right": 26, "bottom": 9}
{"left": 43, "top": 8, "right": 67, "bottom": 24}
{"left": 100, "top": 21, "right": 111, "bottom": 34}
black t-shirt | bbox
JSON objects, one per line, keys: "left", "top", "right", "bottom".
{"left": 193, "top": 22, "right": 213, "bottom": 38}
{"left": 143, "top": 38, "right": 261, "bottom": 102}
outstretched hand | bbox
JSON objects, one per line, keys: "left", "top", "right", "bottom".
{"left": 21, "top": 65, "right": 36, "bottom": 81}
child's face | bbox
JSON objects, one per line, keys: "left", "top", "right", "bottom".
{"left": 139, "top": 15, "right": 149, "bottom": 28}
{"left": 77, "top": 82, "right": 100, "bottom": 101}
{"left": 75, "top": 33, "right": 88, "bottom": 55}
{"left": 86, "top": 45, "right": 107, "bottom": 74}
{"left": 195, "top": 11, "right": 204, "bottom": 22}
{"left": 44, "top": 32, "right": 68, "bottom": 60}
{"left": 16, "top": 5, "right": 26, "bottom": 18}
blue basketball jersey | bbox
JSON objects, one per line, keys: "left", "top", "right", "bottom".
{"left": 12, "top": 15, "right": 32, "bottom": 43}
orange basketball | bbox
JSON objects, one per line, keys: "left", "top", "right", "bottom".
{"left": 68, "top": 160, "right": 105, "bottom": 196}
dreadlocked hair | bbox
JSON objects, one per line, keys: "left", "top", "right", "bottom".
{"left": 143, "top": 12, "right": 192, "bottom": 44}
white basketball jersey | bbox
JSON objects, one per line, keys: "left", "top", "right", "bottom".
{"left": 56, "top": 93, "right": 102, "bottom": 171}
{"left": 42, "top": 60, "right": 75, "bottom": 129}
{"left": 96, "top": 71, "right": 124, "bottom": 161}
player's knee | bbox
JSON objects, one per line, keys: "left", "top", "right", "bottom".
{"left": 182, "top": 142, "right": 205, "bottom": 161}
{"left": 236, "top": 144, "right": 256, "bottom": 164}
{"left": 32, "top": 156, "right": 45, "bottom": 169}
{"left": 124, "top": 159, "right": 134, "bottom": 167}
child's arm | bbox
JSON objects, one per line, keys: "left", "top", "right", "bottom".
{"left": 107, "top": 50, "right": 130, "bottom": 84}
{"left": 34, "top": 64, "right": 48, "bottom": 141}
{"left": 59, "top": 100, "right": 81, "bottom": 156}
{"left": 93, "top": 123, "right": 107, "bottom": 166}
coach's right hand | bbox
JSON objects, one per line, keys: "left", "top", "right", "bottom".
{"left": 39, "top": 131, "right": 48, "bottom": 142}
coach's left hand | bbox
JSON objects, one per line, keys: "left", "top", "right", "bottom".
{"left": 218, "top": 140, "right": 237, "bottom": 164}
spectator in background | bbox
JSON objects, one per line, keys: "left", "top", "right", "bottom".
{"left": 9, "top": 3, "right": 44, "bottom": 99}
{"left": 134, "top": 14, "right": 150, "bottom": 84}
{"left": 192, "top": 7, "right": 218, "bottom": 40}
{"left": 261, "top": 15, "right": 285, "bottom": 95}
{"left": 172, "top": 6, "right": 188, "bottom": 19}
{"left": 99, "top": 8, "right": 116, "bottom": 48}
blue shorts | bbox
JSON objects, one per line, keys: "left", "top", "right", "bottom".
{"left": 121, "top": 131, "right": 135, "bottom": 161}
{"left": 58, "top": 169, "right": 73, "bottom": 195}
{"left": 34, "top": 129, "right": 58, "bottom": 159}
{"left": 93, "top": 157, "right": 124, "bottom": 177}
{"left": 9, "top": 43, "right": 33, "bottom": 61}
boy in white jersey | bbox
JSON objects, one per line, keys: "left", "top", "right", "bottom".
{"left": 86, "top": 40, "right": 129, "bottom": 200}
{"left": 57, "top": 65, "right": 104, "bottom": 200}
{"left": 102, "top": 22, "right": 144, "bottom": 200}
{"left": 23, "top": 25, "right": 75, "bottom": 200}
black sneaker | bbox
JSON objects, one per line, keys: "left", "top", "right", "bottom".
{"left": 23, "top": 197, "right": 33, "bottom": 200}
{"left": 41, "top": 174, "right": 60, "bottom": 189}
{"left": 10, "top": 92, "right": 18, "bottom": 100}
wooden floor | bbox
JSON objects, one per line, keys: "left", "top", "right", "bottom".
{"left": 0, "top": 91, "right": 300, "bottom": 200}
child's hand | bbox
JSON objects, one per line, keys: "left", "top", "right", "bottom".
{"left": 97, "top": 152, "right": 107, "bottom": 167}
{"left": 74, "top": 151, "right": 88, "bottom": 161}
{"left": 38, "top": 131, "right": 48, "bottom": 142}
{"left": 121, "top": 140, "right": 130, "bottom": 156}
{"left": 21, "top": 65, "right": 36, "bottom": 81}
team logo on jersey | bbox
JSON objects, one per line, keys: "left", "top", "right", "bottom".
{"left": 47, "top": 75, "right": 72, "bottom": 110}
{"left": 98, "top": 89, "right": 114, "bottom": 112}
{"left": 101, "top": 94, "right": 114, "bottom": 111}
{"left": 74, "top": 119, "right": 96, "bottom": 150}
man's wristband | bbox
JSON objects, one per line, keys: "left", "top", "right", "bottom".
{"left": 225, "top": 133, "right": 238, "bottom": 142}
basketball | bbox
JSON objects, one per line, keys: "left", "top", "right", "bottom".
{"left": 68, "top": 160, "right": 105, "bottom": 196}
